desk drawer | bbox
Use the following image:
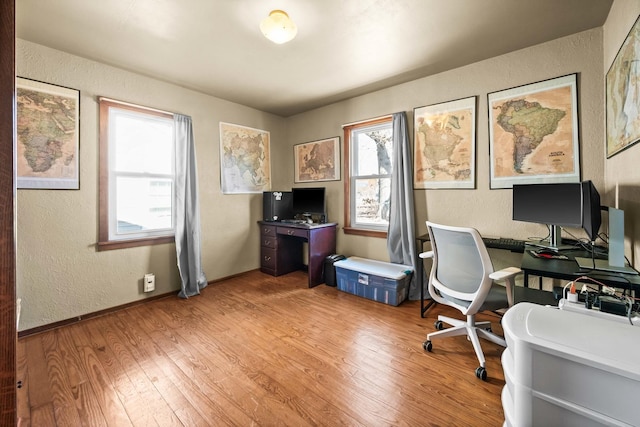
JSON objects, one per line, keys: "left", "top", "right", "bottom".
{"left": 277, "top": 226, "right": 307, "bottom": 238}
{"left": 261, "top": 235, "right": 277, "bottom": 249}
{"left": 261, "top": 247, "right": 277, "bottom": 271}
{"left": 261, "top": 224, "right": 276, "bottom": 236}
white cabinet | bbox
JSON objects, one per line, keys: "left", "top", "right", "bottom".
{"left": 501, "top": 302, "right": 640, "bottom": 427}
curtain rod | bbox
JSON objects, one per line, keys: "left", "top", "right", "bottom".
{"left": 341, "top": 114, "right": 393, "bottom": 128}
{"left": 98, "top": 96, "right": 175, "bottom": 117}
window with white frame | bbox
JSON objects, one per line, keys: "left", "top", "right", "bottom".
{"left": 343, "top": 117, "right": 393, "bottom": 237}
{"left": 98, "top": 98, "right": 175, "bottom": 250}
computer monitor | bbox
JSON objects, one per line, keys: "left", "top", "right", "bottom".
{"left": 512, "top": 181, "right": 602, "bottom": 249}
{"left": 292, "top": 187, "right": 326, "bottom": 218}
{"left": 581, "top": 180, "right": 601, "bottom": 242}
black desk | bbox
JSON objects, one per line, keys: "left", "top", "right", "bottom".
{"left": 416, "top": 233, "right": 435, "bottom": 317}
{"left": 521, "top": 247, "right": 640, "bottom": 293}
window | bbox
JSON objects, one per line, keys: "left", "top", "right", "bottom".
{"left": 98, "top": 98, "right": 175, "bottom": 250}
{"left": 343, "top": 116, "right": 393, "bottom": 237}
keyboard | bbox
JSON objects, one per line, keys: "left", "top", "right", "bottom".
{"left": 483, "top": 237, "right": 526, "bottom": 252}
{"left": 280, "top": 219, "right": 308, "bottom": 224}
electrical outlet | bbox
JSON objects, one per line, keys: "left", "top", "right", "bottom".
{"left": 144, "top": 273, "right": 155, "bottom": 292}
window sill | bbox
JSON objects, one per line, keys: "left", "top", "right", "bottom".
{"left": 97, "top": 235, "right": 175, "bottom": 251}
{"left": 343, "top": 227, "right": 388, "bottom": 239}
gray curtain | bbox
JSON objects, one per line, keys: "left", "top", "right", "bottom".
{"left": 387, "top": 111, "right": 421, "bottom": 300}
{"left": 175, "top": 114, "right": 207, "bottom": 298}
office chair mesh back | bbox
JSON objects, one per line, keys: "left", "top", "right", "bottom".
{"left": 431, "top": 227, "right": 487, "bottom": 293}
{"left": 428, "top": 224, "right": 504, "bottom": 315}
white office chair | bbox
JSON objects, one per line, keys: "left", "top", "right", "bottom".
{"left": 419, "top": 221, "right": 520, "bottom": 380}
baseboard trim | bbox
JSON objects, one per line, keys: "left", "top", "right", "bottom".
{"left": 18, "top": 270, "right": 260, "bottom": 338}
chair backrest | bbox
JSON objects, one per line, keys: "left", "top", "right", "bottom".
{"left": 426, "top": 221, "right": 495, "bottom": 314}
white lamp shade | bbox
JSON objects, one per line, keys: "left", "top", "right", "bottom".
{"left": 260, "top": 10, "right": 297, "bottom": 44}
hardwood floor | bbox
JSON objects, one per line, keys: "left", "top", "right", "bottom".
{"left": 17, "top": 270, "right": 507, "bottom": 426}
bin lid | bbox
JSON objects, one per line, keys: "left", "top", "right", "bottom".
{"left": 333, "top": 256, "right": 413, "bottom": 280}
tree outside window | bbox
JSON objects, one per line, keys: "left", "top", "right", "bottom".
{"left": 343, "top": 117, "right": 393, "bottom": 237}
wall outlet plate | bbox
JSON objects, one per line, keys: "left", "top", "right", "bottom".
{"left": 144, "top": 273, "right": 155, "bottom": 292}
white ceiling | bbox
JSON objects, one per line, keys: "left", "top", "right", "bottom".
{"left": 16, "top": 0, "right": 613, "bottom": 117}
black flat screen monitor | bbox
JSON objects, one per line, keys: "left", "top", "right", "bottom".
{"left": 512, "top": 180, "right": 602, "bottom": 245}
{"left": 581, "top": 180, "right": 601, "bottom": 242}
{"left": 292, "top": 187, "right": 326, "bottom": 216}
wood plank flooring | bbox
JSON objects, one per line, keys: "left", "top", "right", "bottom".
{"left": 17, "top": 270, "right": 507, "bottom": 426}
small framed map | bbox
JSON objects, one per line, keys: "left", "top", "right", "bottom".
{"left": 219, "top": 122, "right": 271, "bottom": 194}
{"left": 413, "top": 96, "right": 476, "bottom": 189}
{"left": 488, "top": 74, "right": 580, "bottom": 189}
{"left": 606, "top": 15, "right": 640, "bottom": 158}
{"left": 16, "top": 77, "right": 80, "bottom": 189}
{"left": 294, "top": 137, "right": 340, "bottom": 183}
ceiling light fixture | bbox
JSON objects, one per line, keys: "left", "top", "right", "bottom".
{"left": 260, "top": 10, "right": 297, "bottom": 44}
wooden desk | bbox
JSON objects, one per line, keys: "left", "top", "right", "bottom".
{"left": 521, "top": 247, "right": 640, "bottom": 293}
{"left": 258, "top": 221, "right": 337, "bottom": 287}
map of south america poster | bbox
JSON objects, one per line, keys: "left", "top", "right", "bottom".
{"left": 488, "top": 74, "right": 579, "bottom": 189}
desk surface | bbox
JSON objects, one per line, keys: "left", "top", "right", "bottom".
{"left": 259, "top": 221, "right": 337, "bottom": 230}
{"left": 521, "top": 246, "right": 640, "bottom": 291}
{"left": 417, "top": 232, "right": 640, "bottom": 289}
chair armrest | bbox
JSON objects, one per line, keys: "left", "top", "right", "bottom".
{"left": 489, "top": 267, "right": 521, "bottom": 281}
{"left": 419, "top": 251, "right": 434, "bottom": 259}
{"left": 490, "top": 267, "right": 521, "bottom": 307}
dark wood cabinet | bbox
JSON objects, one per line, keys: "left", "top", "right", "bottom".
{"left": 259, "top": 222, "right": 337, "bottom": 287}
{"left": 259, "top": 223, "right": 302, "bottom": 276}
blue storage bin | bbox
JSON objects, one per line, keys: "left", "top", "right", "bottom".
{"left": 334, "top": 257, "right": 413, "bottom": 306}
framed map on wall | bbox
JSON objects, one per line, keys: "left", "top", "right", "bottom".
{"left": 294, "top": 137, "right": 340, "bottom": 183}
{"left": 219, "top": 122, "right": 271, "bottom": 194}
{"left": 488, "top": 74, "right": 580, "bottom": 189}
{"left": 16, "top": 77, "right": 80, "bottom": 189}
{"left": 413, "top": 96, "right": 476, "bottom": 189}
{"left": 606, "top": 15, "right": 640, "bottom": 158}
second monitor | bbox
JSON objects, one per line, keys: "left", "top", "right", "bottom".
{"left": 292, "top": 187, "right": 326, "bottom": 223}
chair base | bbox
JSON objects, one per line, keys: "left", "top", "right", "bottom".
{"left": 426, "top": 314, "right": 506, "bottom": 371}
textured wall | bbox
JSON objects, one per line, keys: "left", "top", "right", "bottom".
{"left": 17, "top": 39, "right": 285, "bottom": 331}
{"left": 603, "top": 0, "right": 640, "bottom": 269}
{"left": 17, "top": 19, "right": 621, "bottom": 330}
{"left": 287, "top": 28, "right": 605, "bottom": 269}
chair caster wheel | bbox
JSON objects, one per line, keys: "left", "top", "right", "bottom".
{"left": 434, "top": 320, "right": 444, "bottom": 330}
{"left": 423, "top": 340, "right": 432, "bottom": 352}
{"left": 475, "top": 366, "right": 487, "bottom": 381}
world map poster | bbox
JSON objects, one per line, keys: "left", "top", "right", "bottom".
{"left": 488, "top": 74, "right": 580, "bottom": 189}
{"left": 16, "top": 78, "right": 80, "bottom": 189}
{"left": 219, "top": 122, "right": 271, "bottom": 194}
